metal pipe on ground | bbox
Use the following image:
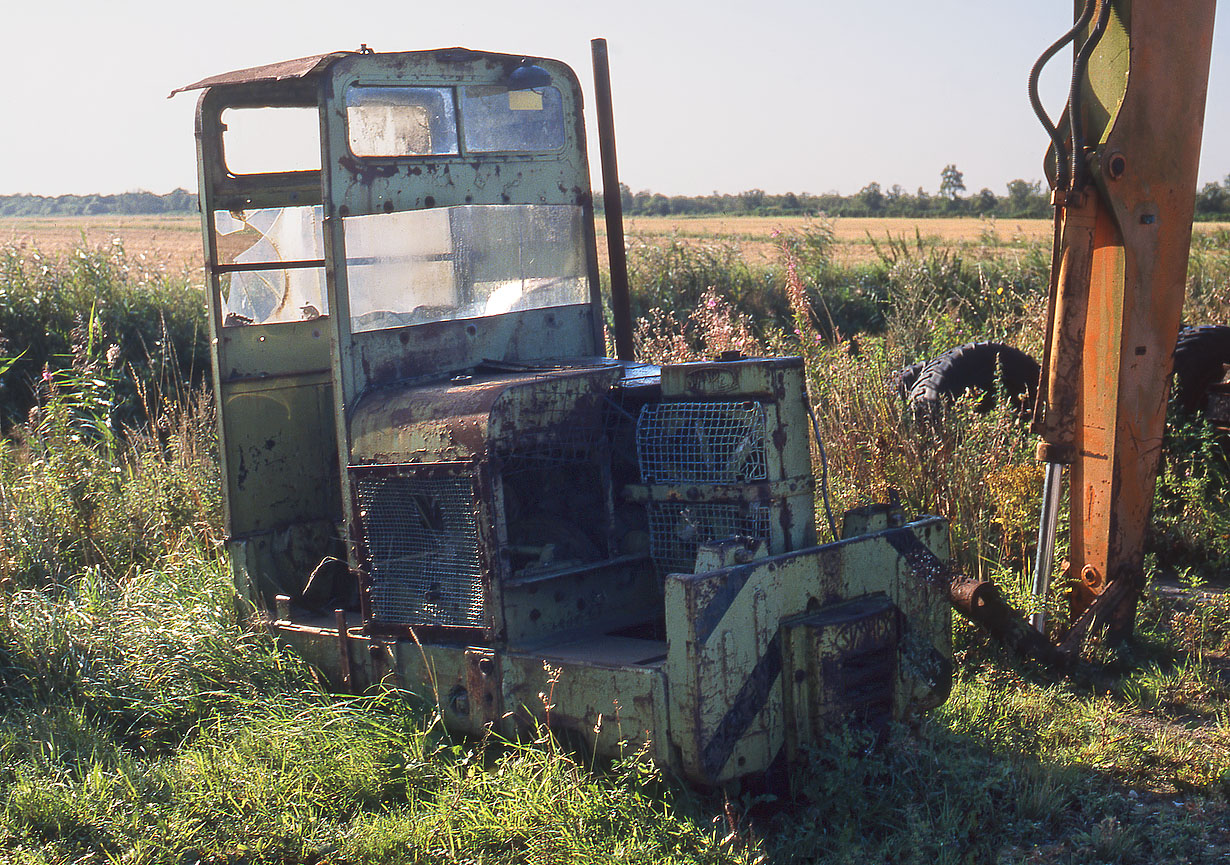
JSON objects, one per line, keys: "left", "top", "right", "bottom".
{"left": 950, "top": 576, "right": 1070, "bottom": 667}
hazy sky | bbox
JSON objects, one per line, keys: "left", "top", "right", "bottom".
{"left": 3, "top": 0, "right": 1226, "bottom": 198}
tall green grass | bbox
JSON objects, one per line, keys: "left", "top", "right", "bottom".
{"left": 0, "top": 242, "right": 208, "bottom": 429}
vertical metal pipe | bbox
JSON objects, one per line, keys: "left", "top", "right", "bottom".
{"left": 335, "top": 608, "right": 354, "bottom": 690}
{"left": 1033, "top": 191, "right": 1098, "bottom": 465}
{"left": 590, "top": 37, "right": 635, "bottom": 361}
{"left": 1030, "top": 461, "right": 1064, "bottom": 632}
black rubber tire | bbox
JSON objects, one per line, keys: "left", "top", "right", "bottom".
{"left": 908, "top": 342, "right": 1041, "bottom": 417}
{"left": 1172, "top": 325, "right": 1230, "bottom": 412}
{"left": 890, "top": 360, "right": 928, "bottom": 400}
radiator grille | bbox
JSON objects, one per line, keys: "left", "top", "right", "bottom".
{"left": 354, "top": 474, "right": 484, "bottom": 628}
{"left": 647, "top": 501, "right": 770, "bottom": 575}
{"left": 636, "top": 402, "right": 767, "bottom": 484}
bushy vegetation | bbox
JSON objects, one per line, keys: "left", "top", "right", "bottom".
{"left": 0, "top": 243, "right": 208, "bottom": 429}
{"left": 2, "top": 230, "right": 1230, "bottom": 862}
{"left": 0, "top": 190, "right": 197, "bottom": 217}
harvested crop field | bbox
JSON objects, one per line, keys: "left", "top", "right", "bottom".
{"left": 0, "top": 214, "right": 205, "bottom": 274}
{"left": 6, "top": 213, "right": 1228, "bottom": 273}
{"left": 620, "top": 214, "right": 1230, "bottom": 266}
{"left": 619, "top": 214, "right": 1056, "bottom": 266}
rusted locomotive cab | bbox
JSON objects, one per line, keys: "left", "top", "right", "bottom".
{"left": 177, "top": 45, "right": 952, "bottom": 787}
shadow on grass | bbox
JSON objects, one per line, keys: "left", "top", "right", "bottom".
{"left": 745, "top": 638, "right": 1230, "bottom": 864}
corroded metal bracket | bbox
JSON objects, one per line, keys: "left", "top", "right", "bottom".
{"left": 664, "top": 518, "right": 952, "bottom": 786}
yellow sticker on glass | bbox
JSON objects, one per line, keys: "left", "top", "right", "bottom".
{"left": 509, "top": 90, "right": 543, "bottom": 111}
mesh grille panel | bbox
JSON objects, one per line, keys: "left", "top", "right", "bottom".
{"left": 355, "top": 474, "right": 484, "bottom": 628}
{"left": 636, "top": 402, "right": 767, "bottom": 483}
{"left": 647, "top": 501, "right": 770, "bottom": 575}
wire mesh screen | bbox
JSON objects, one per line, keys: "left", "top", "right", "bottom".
{"left": 647, "top": 501, "right": 770, "bottom": 575}
{"left": 354, "top": 474, "right": 484, "bottom": 628}
{"left": 636, "top": 402, "right": 768, "bottom": 483}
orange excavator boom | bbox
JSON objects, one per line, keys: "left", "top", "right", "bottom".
{"left": 1029, "top": 0, "right": 1217, "bottom": 642}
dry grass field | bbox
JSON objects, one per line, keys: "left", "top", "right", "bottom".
{"left": 0, "top": 213, "right": 1056, "bottom": 275}
{"left": 4, "top": 213, "right": 1227, "bottom": 274}
{"left": 0, "top": 214, "right": 205, "bottom": 273}
{"left": 618, "top": 214, "right": 1057, "bottom": 266}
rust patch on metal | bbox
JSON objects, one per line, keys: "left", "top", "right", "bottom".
{"left": 465, "top": 649, "right": 502, "bottom": 727}
{"left": 352, "top": 365, "right": 619, "bottom": 463}
{"left": 334, "top": 609, "right": 354, "bottom": 689}
{"left": 171, "top": 51, "right": 350, "bottom": 96}
{"left": 685, "top": 368, "right": 737, "bottom": 394}
{"left": 338, "top": 155, "right": 399, "bottom": 186}
{"left": 950, "top": 576, "right": 1068, "bottom": 666}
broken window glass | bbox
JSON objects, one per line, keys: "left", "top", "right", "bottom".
{"left": 344, "top": 204, "right": 587, "bottom": 332}
{"left": 214, "top": 206, "right": 327, "bottom": 326}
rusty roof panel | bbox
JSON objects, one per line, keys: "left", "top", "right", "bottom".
{"left": 169, "top": 52, "right": 352, "bottom": 97}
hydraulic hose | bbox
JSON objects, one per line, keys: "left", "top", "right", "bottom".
{"left": 1028, "top": 0, "right": 1097, "bottom": 190}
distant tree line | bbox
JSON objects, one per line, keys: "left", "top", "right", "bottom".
{"left": 0, "top": 189, "right": 198, "bottom": 217}
{"left": 601, "top": 167, "right": 1230, "bottom": 221}
{"left": 4, "top": 169, "right": 1230, "bottom": 221}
